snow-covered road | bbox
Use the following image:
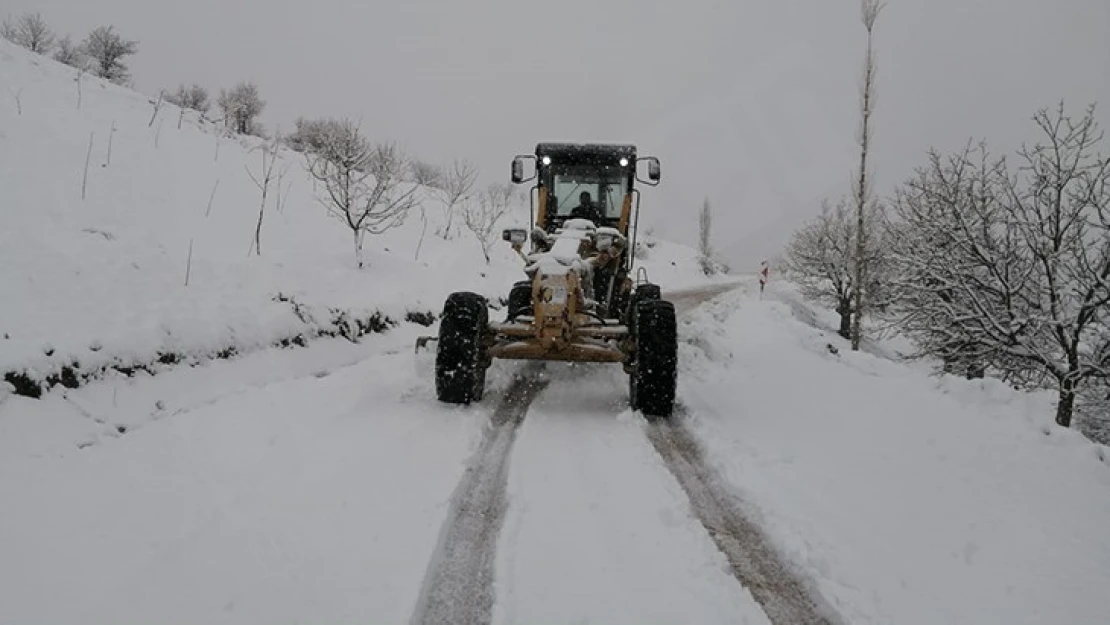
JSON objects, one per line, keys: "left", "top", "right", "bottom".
{"left": 489, "top": 363, "right": 777, "bottom": 625}
{"left": 5, "top": 282, "right": 814, "bottom": 625}
{"left": 5, "top": 280, "right": 1109, "bottom": 625}
{"left": 414, "top": 280, "right": 807, "bottom": 625}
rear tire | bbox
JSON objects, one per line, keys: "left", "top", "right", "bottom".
{"left": 435, "top": 292, "right": 489, "bottom": 404}
{"left": 506, "top": 280, "right": 533, "bottom": 320}
{"left": 630, "top": 299, "right": 677, "bottom": 419}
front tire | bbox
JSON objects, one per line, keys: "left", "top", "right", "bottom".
{"left": 626, "top": 283, "right": 662, "bottom": 334}
{"left": 435, "top": 292, "right": 489, "bottom": 404}
{"left": 630, "top": 299, "right": 677, "bottom": 419}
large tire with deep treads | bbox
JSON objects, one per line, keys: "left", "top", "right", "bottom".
{"left": 507, "top": 280, "right": 533, "bottom": 320}
{"left": 436, "top": 292, "right": 489, "bottom": 404}
{"left": 629, "top": 299, "right": 677, "bottom": 419}
{"left": 634, "top": 283, "right": 662, "bottom": 302}
{"left": 626, "top": 283, "right": 662, "bottom": 331}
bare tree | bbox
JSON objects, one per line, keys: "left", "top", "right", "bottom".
{"left": 782, "top": 197, "right": 889, "bottom": 339}
{"left": 74, "top": 67, "right": 84, "bottom": 109}
{"left": 431, "top": 158, "right": 478, "bottom": 239}
{"left": 103, "top": 121, "right": 116, "bottom": 166}
{"left": 462, "top": 183, "right": 515, "bottom": 264}
{"left": 410, "top": 160, "right": 442, "bottom": 260}
{"left": 166, "top": 83, "right": 210, "bottom": 114}
{"left": 81, "top": 132, "right": 94, "bottom": 200}
{"left": 148, "top": 90, "right": 165, "bottom": 127}
{"left": 184, "top": 238, "right": 194, "bottom": 287}
{"left": 82, "top": 26, "right": 138, "bottom": 85}
{"left": 205, "top": 179, "right": 219, "bottom": 217}
{"left": 698, "top": 197, "right": 715, "bottom": 274}
{"left": 1076, "top": 379, "right": 1110, "bottom": 444}
{"left": 276, "top": 166, "right": 292, "bottom": 214}
{"left": 850, "top": 0, "right": 885, "bottom": 351}
{"left": 53, "top": 36, "right": 86, "bottom": 69}
{"left": 2, "top": 12, "right": 56, "bottom": 54}
{"left": 217, "top": 82, "right": 265, "bottom": 135}
{"left": 8, "top": 87, "right": 22, "bottom": 116}
{"left": 411, "top": 160, "right": 443, "bottom": 187}
{"left": 887, "top": 103, "right": 1110, "bottom": 428}
{"left": 246, "top": 130, "right": 284, "bottom": 256}
{"left": 306, "top": 120, "right": 418, "bottom": 268}
{"left": 0, "top": 17, "right": 14, "bottom": 45}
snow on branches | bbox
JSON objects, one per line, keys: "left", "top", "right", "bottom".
{"left": 306, "top": 119, "right": 418, "bottom": 268}
{"left": 462, "top": 183, "right": 515, "bottom": 264}
{"left": 782, "top": 196, "right": 890, "bottom": 339}
{"left": 888, "top": 102, "right": 1110, "bottom": 427}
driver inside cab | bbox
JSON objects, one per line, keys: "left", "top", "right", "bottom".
{"left": 569, "top": 191, "right": 603, "bottom": 224}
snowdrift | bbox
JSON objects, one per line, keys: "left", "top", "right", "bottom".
{"left": 0, "top": 40, "right": 717, "bottom": 397}
{"left": 679, "top": 278, "right": 1110, "bottom": 625}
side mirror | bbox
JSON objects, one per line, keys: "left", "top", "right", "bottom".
{"left": 511, "top": 155, "right": 536, "bottom": 184}
{"left": 636, "top": 156, "right": 661, "bottom": 186}
{"left": 502, "top": 228, "right": 527, "bottom": 245}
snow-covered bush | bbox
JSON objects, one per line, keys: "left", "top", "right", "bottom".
{"left": 81, "top": 25, "right": 138, "bottom": 85}
{"left": 1, "top": 12, "right": 55, "bottom": 54}
{"left": 285, "top": 116, "right": 346, "bottom": 155}
{"left": 217, "top": 81, "right": 265, "bottom": 135}
{"left": 52, "top": 36, "right": 85, "bottom": 68}
{"left": 166, "top": 83, "right": 210, "bottom": 114}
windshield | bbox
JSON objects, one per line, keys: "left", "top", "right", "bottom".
{"left": 548, "top": 164, "right": 629, "bottom": 220}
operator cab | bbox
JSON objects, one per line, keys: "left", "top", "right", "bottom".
{"left": 534, "top": 143, "right": 635, "bottom": 232}
{"left": 510, "top": 142, "right": 659, "bottom": 238}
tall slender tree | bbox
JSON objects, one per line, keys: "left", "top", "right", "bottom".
{"left": 698, "top": 197, "right": 716, "bottom": 275}
{"left": 850, "top": 0, "right": 885, "bottom": 351}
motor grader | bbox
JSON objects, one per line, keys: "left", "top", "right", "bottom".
{"left": 424, "top": 142, "right": 678, "bottom": 418}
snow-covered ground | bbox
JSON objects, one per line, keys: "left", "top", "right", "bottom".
{"left": 5, "top": 36, "right": 1109, "bottom": 625}
{"left": 0, "top": 329, "right": 492, "bottom": 624}
{"left": 681, "top": 279, "right": 1110, "bottom": 625}
{"left": 5, "top": 276, "right": 1106, "bottom": 624}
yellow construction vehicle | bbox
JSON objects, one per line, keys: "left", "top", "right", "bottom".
{"left": 424, "top": 142, "right": 676, "bottom": 418}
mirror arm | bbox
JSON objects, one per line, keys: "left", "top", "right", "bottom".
{"left": 628, "top": 189, "right": 642, "bottom": 270}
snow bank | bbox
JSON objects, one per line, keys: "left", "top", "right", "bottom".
{"left": 0, "top": 39, "right": 713, "bottom": 392}
{"left": 679, "top": 278, "right": 1110, "bottom": 625}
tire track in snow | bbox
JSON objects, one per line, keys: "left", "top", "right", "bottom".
{"left": 646, "top": 419, "right": 843, "bottom": 625}
{"left": 409, "top": 363, "right": 549, "bottom": 625}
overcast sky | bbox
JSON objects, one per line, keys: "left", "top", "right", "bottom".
{"left": 11, "top": 0, "right": 1109, "bottom": 268}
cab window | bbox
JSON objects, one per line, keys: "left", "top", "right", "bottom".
{"left": 548, "top": 164, "right": 628, "bottom": 220}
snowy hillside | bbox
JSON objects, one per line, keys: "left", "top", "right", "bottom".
{"left": 0, "top": 39, "right": 717, "bottom": 397}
